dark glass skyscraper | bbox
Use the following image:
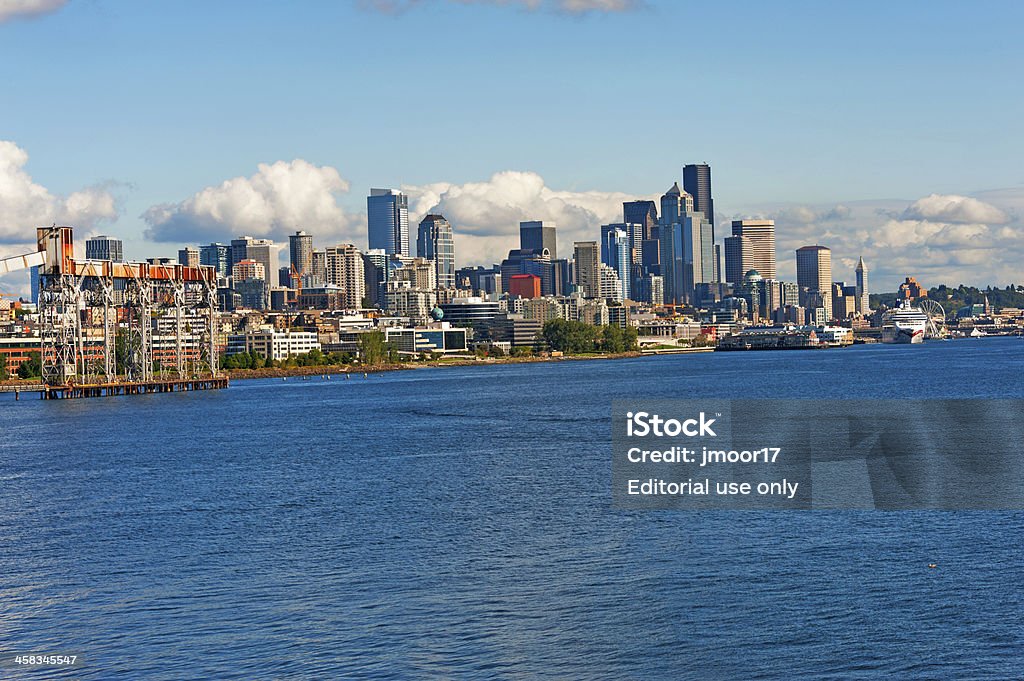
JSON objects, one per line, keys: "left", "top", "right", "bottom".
{"left": 623, "top": 200, "right": 658, "bottom": 240}
{"left": 682, "top": 163, "right": 714, "bottom": 229}
{"left": 417, "top": 214, "right": 456, "bottom": 289}
{"left": 519, "top": 221, "right": 557, "bottom": 260}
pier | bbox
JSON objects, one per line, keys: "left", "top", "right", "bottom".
{"left": 42, "top": 377, "right": 228, "bottom": 400}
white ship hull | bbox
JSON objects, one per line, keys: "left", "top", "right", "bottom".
{"left": 881, "top": 300, "right": 931, "bottom": 344}
{"left": 881, "top": 325, "right": 924, "bottom": 344}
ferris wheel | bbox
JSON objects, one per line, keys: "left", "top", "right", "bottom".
{"left": 919, "top": 299, "right": 946, "bottom": 338}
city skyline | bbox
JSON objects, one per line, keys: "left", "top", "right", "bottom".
{"left": 1, "top": 1, "right": 1023, "bottom": 294}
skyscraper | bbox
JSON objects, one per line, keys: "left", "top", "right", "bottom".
{"left": 289, "top": 231, "right": 313, "bottom": 279}
{"left": 574, "top": 241, "right": 600, "bottom": 299}
{"left": 325, "top": 244, "right": 366, "bottom": 309}
{"left": 600, "top": 225, "right": 631, "bottom": 301}
{"left": 177, "top": 246, "right": 200, "bottom": 268}
{"left": 85, "top": 235, "right": 123, "bottom": 262}
{"left": 723, "top": 235, "right": 753, "bottom": 286}
{"left": 367, "top": 188, "right": 410, "bottom": 256}
{"left": 796, "top": 245, "right": 833, "bottom": 320}
{"left": 684, "top": 164, "right": 716, "bottom": 281}
{"left": 230, "top": 236, "right": 254, "bottom": 269}
{"left": 200, "top": 243, "right": 230, "bottom": 278}
{"left": 658, "top": 182, "right": 714, "bottom": 304}
{"left": 682, "top": 163, "right": 714, "bottom": 229}
{"left": 416, "top": 214, "right": 456, "bottom": 289}
{"left": 855, "top": 256, "right": 869, "bottom": 314}
{"left": 623, "top": 200, "right": 658, "bottom": 240}
{"left": 659, "top": 182, "right": 693, "bottom": 226}
{"left": 519, "top": 220, "right": 557, "bottom": 259}
{"left": 728, "top": 220, "right": 776, "bottom": 281}
{"left": 245, "top": 239, "right": 277, "bottom": 285}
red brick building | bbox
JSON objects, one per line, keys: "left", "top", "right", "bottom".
{"left": 508, "top": 274, "right": 541, "bottom": 299}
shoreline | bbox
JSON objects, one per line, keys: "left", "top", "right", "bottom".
{"left": 222, "top": 350, "right": 661, "bottom": 381}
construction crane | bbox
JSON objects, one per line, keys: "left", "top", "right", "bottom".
{"left": 289, "top": 263, "right": 305, "bottom": 309}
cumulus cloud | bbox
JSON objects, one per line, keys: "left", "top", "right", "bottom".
{"left": 0, "top": 138, "right": 120, "bottom": 297}
{"left": 143, "top": 159, "right": 363, "bottom": 245}
{"left": 731, "top": 189, "right": 1024, "bottom": 290}
{"left": 901, "top": 193, "right": 1008, "bottom": 225}
{"left": 361, "top": 0, "right": 642, "bottom": 15}
{"left": 0, "top": 0, "right": 67, "bottom": 23}
{"left": 0, "top": 140, "right": 118, "bottom": 244}
{"left": 404, "top": 170, "right": 646, "bottom": 265}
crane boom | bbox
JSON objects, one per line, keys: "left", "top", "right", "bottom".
{"left": 0, "top": 250, "right": 46, "bottom": 275}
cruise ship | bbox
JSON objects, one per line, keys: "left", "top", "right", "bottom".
{"left": 881, "top": 300, "right": 929, "bottom": 344}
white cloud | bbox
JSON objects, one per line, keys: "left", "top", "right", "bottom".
{"left": 143, "top": 159, "right": 363, "bottom": 245}
{"left": 404, "top": 170, "right": 646, "bottom": 265}
{"left": 0, "top": 139, "right": 119, "bottom": 297}
{"left": 730, "top": 189, "right": 1024, "bottom": 290}
{"left": 0, "top": 0, "right": 67, "bottom": 23}
{"left": 901, "top": 193, "right": 1008, "bottom": 224}
{"left": 0, "top": 140, "right": 118, "bottom": 244}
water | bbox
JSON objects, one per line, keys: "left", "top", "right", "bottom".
{"left": 2, "top": 339, "right": 1022, "bottom": 679}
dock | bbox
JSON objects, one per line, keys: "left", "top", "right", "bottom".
{"left": 41, "top": 377, "right": 229, "bottom": 400}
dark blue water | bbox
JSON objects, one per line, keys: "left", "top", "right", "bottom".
{"left": 2, "top": 339, "right": 1023, "bottom": 679}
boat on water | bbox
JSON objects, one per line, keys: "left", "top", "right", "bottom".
{"left": 881, "top": 300, "right": 929, "bottom": 344}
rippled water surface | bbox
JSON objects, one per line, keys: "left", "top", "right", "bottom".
{"left": 2, "top": 339, "right": 1023, "bottom": 679}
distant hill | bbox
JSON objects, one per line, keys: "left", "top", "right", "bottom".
{"left": 870, "top": 285, "right": 1024, "bottom": 314}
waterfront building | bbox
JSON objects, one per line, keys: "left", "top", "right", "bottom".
{"left": 519, "top": 220, "right": 557, "bottom": 260}
{"left": 796, "top": 245, "right": 833, "bottom": 320}
{"left": 579, "top": 298, "right": 610, "bottom": 326}
{"left": 416, "top": 214, "right": 456, "bottom": 289}
{"left": 439, "top": 297, "right": 503, "bottom": 327}
{"left": 384, "top": 323, "right": 469, "bottom": 355}
{"left": 236, "top": 329, "right": 320, "bottom": 361}
{"left": 85, "top": 235, "right": 123, "bottom": 262}
{"left": 367, "top": 188, "right": 410, "bottom": 256}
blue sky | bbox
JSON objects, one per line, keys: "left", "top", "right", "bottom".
{"left": 1, "top": 0, "right": 1023, "bottom": 291}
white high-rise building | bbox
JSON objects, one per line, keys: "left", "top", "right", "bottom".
{"left": 325, "top": 244, "right": 366, "bottom": 309}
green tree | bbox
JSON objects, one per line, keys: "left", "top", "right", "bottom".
{"left": 541, "top": 319, "right": 600, "bottom": 354}
{"left": 17, "top": 352, "right": 41, "bottom": 379}
{"left": 0, "top": 360, "right": 9, "bottom": 381}
{"left": 359, "top": 331, "right": 387, "bottom": 365}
